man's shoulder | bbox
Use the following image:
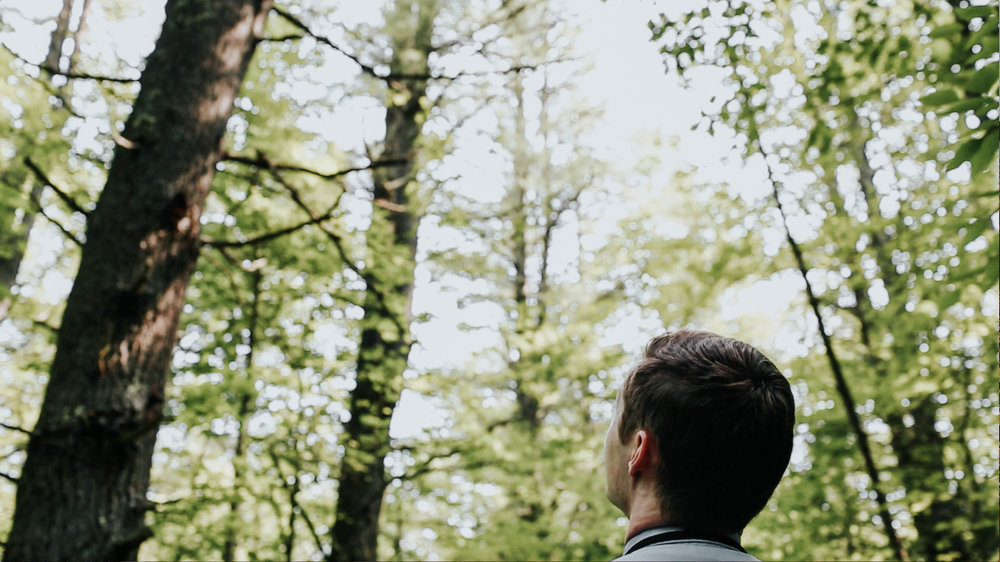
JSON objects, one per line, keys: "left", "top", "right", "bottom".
{"left": 613, "top": 539, "right": 761, "bottom": 562}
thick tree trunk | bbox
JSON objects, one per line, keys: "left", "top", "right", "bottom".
{"left": 328, "top": 4, "right": 435, "bottom": 559}
{"left": 3, "top": 1, "right": 270, "bottom": 559}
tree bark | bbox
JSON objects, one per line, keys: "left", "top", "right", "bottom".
{"left": 327, "top": 3, "right": 435, "bottom": 559}
{"left": 3, "top": 1, "right": 271, "bottom": 559}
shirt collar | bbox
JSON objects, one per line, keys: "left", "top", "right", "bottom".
{"left": 623, "top": 525, "right": 742, "bottom": 556}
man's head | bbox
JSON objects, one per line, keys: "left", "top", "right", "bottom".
{"left": 603, "top": 330, "right": 794, "bottom": 534}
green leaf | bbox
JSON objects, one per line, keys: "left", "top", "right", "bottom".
{"left": 921, "top": 89, "right": 959, "bottom": 106}
{"left": 955, "top": 5, "right": 995, "bottom": 21}
{"left": 965, "top": 63, "right": 999, "bottom": 94}
{"left": 962, "top": 217, "right": 992, "bottom": 246}
{"left": 947, "top": 138, "right": 980, "bottom": 171}
{"left": 942, "top": 97, "right": 989, "bottom": 114}
{"left": 929, "top": 22, "right": 964, "bottom": 38}
{"left": 969, "top": 127, "right": 999, "bottom": 174}
{"left": 939, "top": 288, "right": 963, "bottom": 310}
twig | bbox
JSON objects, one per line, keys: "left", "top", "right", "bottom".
{"left": 271, "top": 6, "right": 383, "bottom": 79}
{"left": 264, "top": 166, "right": 410, "bottom": 340}
{"left": 201, "top": 200, "right": 341, "bottom": 248}
{"left": 0, "top": 422, "right": 31, "bottom": 435}
{"left": 269, "top": 5, "right": 556, "bottom": 83}
{"left": 1, "top": 42, "right": 136, "bottom": 84}
{"left": 40, "top": 65, "right": 137, "bottom": 84}
{"left": 23, "top": 156, "right": 91, "bottom": 217}
{"left": 269, "top": 450, "right": 328, "bottom": 558}
{"left": 222, "top": 151, "right": 408, "bottom": 181}
{"left": 33, "top": 204, "right": 85, "bottom": 247}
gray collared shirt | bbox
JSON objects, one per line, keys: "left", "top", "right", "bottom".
{"left": 613, "top": 526, "right": 761, "bottom": 561}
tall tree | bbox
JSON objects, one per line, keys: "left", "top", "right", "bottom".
{"left": 0, "top": 0, "right": 92, "bottom": 322}
{"left": 329, "top": 1, "right": 437, "bottom": 558}
{"left": 3, "top": 0, "right": 272, "bottom": 558}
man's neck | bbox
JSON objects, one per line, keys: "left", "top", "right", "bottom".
{"left": 624, "top": 494, "right": 670, "bottom": 541}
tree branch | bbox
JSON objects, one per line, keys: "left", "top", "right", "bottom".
{"left": 23, "top": 156, "right": 92, "bottom": 217}
{"left": 23, "top": 195, "right": 85, "bottom": 247}
{"left": 201, "top": 198, "right": 342, "bottom": 248}
{"left": 261, "top": 164, "right": 410, "bottom": 339}
{"left": 271, "top": 6, "right": 383, "bottom": 79}
{"left": 40, "top": 65, "right": 138, "bottom": 84}
{"left": 1, "top": 42, "right": 137, "bottom": 84}
{"left": 269, "top": 5, "right": 557, "bottom": 84}
{"left": 222, "top": 151, "right": 408, "bottom": 181}
{"left": 755, "top": 134, "right": 907, "bottom": 561}
{"left": 0, "top": 422, "right": 31, "bottom": 436}
{"left": 269, "top": 450, "right": 327, "bottom": 559}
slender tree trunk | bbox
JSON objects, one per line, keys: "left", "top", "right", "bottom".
{"left": 44, "top": 0, "right": 75, "bottom": 72}
{"left": 0, "top": 0, "right": 90, "bottom": 322}
{"left": 3, "top": 1, "right": 271, "bottom": 559}
{"left": 758, "top": 139, "right": 906, "bottom": 560}
{"left": 223, "top": 265, "right": 261, "bottom": 562}
{"left": 328, "top": 3, "right": 435, "bottom": 559}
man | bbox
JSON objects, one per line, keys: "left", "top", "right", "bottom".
{"left": 604, "top": 330, "right": 794, "bottom": 561}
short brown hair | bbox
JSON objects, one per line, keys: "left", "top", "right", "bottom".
{"left": 619, "top": 330, "right": 794, "bottom": 533}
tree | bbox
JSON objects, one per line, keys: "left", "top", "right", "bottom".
{"left": 0, "top": 0, "right": 93, "bottom": 322}
{"left": 3, "top": 0, "right": 272, "bottom": 558}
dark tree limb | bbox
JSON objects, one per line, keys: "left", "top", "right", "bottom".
{"left": 222, "top": 151, "right": 408, "bottom": 181}
{"left": 270, "top": 6, "right": 384, "bottom": 79}
{"left": 31, "top": 206, "right": 85, "bottom": 247}
{"left": 0, "top": 42, "right": 137, "bottom": 84}
{"left": 269, "top": 5, "right": 552, "bottom": 84}
{"left": 38, "top": 65, "right": 138, "bottom": 84}
{"left": 200, "top": 198, "right": 342, "bottom": 248}
{"left": 0, "top": 423, "right": 31, "bottom": 436}
{"left": 755, "top": 136, "right": 907, "bottom": 561}
{"left": 23, "top": 157, "right": 92, "bottom": 217}
{"left": 269, "top": 449, "right": 327, "bottom": 559}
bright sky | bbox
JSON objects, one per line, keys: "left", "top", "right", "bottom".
{"left": 1, "top": 0, "right": 805, "bottom": 440}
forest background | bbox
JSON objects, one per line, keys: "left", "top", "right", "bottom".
{"left": 0, "top": 0, "right": 997, "bottom": 560}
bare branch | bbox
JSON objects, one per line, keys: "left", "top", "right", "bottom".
{"left": 222, "top": 151, "right": 408, "bottom": 181}
{"left": 31, "top": 203, "right": 85, "bottom": 247}
{"left": 1, "top": 42, "right": 137, "bottom": 84}
{"left": 271, "top": 6, "right": 383, "bottom": 79}
{"left": 262, "top": 164, "right": 409, "bottom": 338}
{"left": 269, "top": 450, "right": 328, "bottom": 558}
{"left": 269, "top": 6, "right": 559, "bottom": 84}
{"left": 201, "top": 199, "right": 341, "bottom": 248}
{"left": 40, "top": 65, "right": 138, "bottom": 84}
{"left": 259, "top": 34, "right": 307, "bottom": 43}
{"left": 0, "top": 422, "right": 31, "bottom": 436}
{"left": 23, "top": 156, "right": 91, "bottom": 217}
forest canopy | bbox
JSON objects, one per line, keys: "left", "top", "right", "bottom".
{"left": 0, "top": 0, "right": 996, "bottom": 560}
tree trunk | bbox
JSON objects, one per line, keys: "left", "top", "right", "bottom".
{"left": 328, "top": 3, "right": 435, "bottom": 559}
{"left": 44, "top": 0, "right": 75, "bottom": 73}
{"left": 0, "top": 0, "right": 89, "bottom": 322}
{"left": 3, "top": 1, "right": 270, "bottom": 559}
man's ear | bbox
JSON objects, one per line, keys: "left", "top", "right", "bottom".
{"left": 627, "top": 429, "right": 656, "bottom": 479}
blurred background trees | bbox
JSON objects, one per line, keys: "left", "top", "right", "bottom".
{"left": 0, "top": 0, "right": 996, "bottom": 560}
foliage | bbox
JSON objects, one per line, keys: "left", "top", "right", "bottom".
{"left": 652, "top": 0, "right": 999, "bottom": 559}
{"left": 0, "top": 0, "right": 996, "bottom": 559}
